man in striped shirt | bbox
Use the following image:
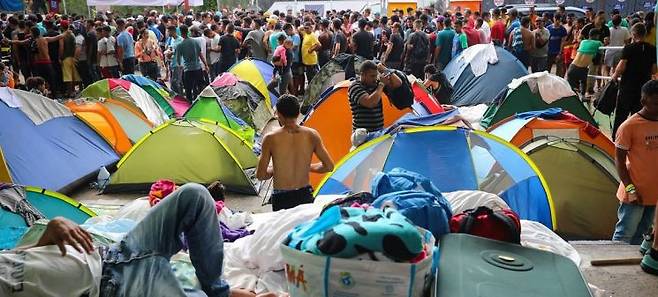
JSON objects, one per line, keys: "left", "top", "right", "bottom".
{"left": 348, "top": 60, "right": 386, "bottom": 136}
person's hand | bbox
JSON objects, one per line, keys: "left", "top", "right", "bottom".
{"left": 36, "top": 217, "right": 94, "bottom": 256}
{"left": 610, "top": 73, "right": 619, "bottom": 81}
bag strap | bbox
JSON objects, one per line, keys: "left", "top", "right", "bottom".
{"left": 458, "top": 207, "right": 491, "bottom": 233}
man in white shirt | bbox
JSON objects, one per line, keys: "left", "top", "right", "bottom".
{"left": 0, "top": 184, "right": 231, "bottom": 297}
{"left": 205, "top": 26, "right": 222, "bottom": 80}
{"left": 97, "top": 26, "right": 120, "bottom": 78}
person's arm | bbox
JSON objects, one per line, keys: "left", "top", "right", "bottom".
{"left": 382, "top": 41, "right": 393, "bottom": 64}
{"left": 43, "top": 33, "right": 66, "bottom": 43}
{"left": 256, "top": 134, "right": 274, "bottom": 180}
{"left": 199, "top": 50, "right": 209, "bottom": 70}
{"left": 433, "top": 39, "right": 442, "bottom": 65}
{"left": 611, "top": 59, "right": 626, "bottom": 81}
{"left": 615, "top": 148, "right": 640, "bottom": 202}
{"left": 357, "top": 82, "right": 385, "bottom": 108}
{"left": 58, "top": 38, "right": 64, "bottom": 62}
{"left": 310, "top": 130, "right": 334, "bottom": 173}
{"left": 20, "top": 217, "right": 94, "bottom": 256}
{"left": 333, "top": 38, "right": 341, "bottom": 57}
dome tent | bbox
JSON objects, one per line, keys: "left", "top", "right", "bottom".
{"left": 315, "top": 126, "right": 556, "bottom": 231}
{"left": 121, "top": 74, "right": 180, "bottom": 117}
{"left": 228, "top": 58, "right": 278, "bottom": 110}
{"left": 302, "top": 54, "right": 365, "bottom": 108}
{"left": 104, "top": 119, "right": 258, "bottom": 195}
{"left": 489, "top": 109, "right": 618, "bottom": 239}
{"left": 443, "top": 44, "right": 528, "bottom": 106}
{"left": 80, "top": 78, "right": 169, "bottom": 125}
{"left": 481, "top": 72, "right": 597, "bottom": 129}
{"left": 0, "top": 88, "right": 119, "bottom": 192}
{"left": 66, "top": 98, "right": 154, "bottom": 155}
{"left": 184, "top": 86, "right": 259, "bottom": 143}
{"left": 302, "top": 81, "right": 414, "bottom": 187}
{"left": 0, "top": 185, "right": 96, "bottom": 249}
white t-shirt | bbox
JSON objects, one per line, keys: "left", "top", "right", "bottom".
{"left": 609, "top": 26, "right": 631, "bottom": 47}
{"left": 480, "top": 21, "right": 491, "bottom": 43}
{"left": 98, "top": 36, "right": 119, "bottom": 67}
{"left": 209, "top": 34, "right": 221, "bottom": 65}
{"left": 75, "top": 34, "right": 87, "bottom": 61}
{"left": 0, "top": 246, "right": 102, "bottom": 297}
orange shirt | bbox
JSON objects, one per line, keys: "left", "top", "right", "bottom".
{"left": 135, "top": 39, "right": 160, "bottom": 63}
{"left": 615, "top": 113, "right": 658, "bottom": 205}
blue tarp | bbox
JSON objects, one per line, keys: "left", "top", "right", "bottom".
{"left": 0, "top": 101, "right": 119, "bottom": 192}
{"left": 444, "top": 46, "right": 528, "bottom": 106}
{"left": 0, "top": 0, "right": 23, "bottom": 11}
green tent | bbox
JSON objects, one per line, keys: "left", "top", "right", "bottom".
{"left": 104, "top": 119, "right": 258, "bottom": 195}
{"left": 481, "top": 79, "right": 597, "bottom": 129}
{"left": 185, "top": 86, "right": 257, "bottom": 143}
{"left": 122, "top": 74, "right": 176, "bottom": 117}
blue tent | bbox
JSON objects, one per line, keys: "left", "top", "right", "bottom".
{"left": 443, "top": 44, "right": 528, "bottom": 106}
{"left": 0, "top": 88, "right": 119, "bottom": 192}
{"left": 0, "top": 185, "right": 96, "bottom": 249}
{"left": 315, "top": 126, "right": 556, "bottom": 231}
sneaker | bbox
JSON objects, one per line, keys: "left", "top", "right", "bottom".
{"left": 640, "top": 248, "right": 658, "bottom": 275}
{"left": 641, "top": 233, "right": 654, "bottom": 255}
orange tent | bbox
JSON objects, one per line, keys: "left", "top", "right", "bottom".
{"left": 488, "top": 112, "right": 614, "bottom": 157}
{"left": 488, "top": 111, "right": 618, "bottom": 239}
{"left": 66, "top": 99, "right": 153, "bottom": 155}
{"left": 302, "top": 81, "right": 411, "bottom": 187}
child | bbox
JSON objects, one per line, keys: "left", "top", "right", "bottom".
{"left": 26, "top": 76, "right": 47, "bottom": 96}
{"left": 613, "top": 80, "right": 658, "bottom": 250}
{"left": 633, "top": 80, "right": 658, "bottom": 275}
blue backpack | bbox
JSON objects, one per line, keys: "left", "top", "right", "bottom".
{"left": 371, "top": 168, "right": 453, "bottom": 240}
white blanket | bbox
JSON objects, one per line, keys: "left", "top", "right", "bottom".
{"left": 508, "top": 72, "right": 577, "bottom": 104}
{"left": 223, "top": 203, "right": 324, "bottom": 293}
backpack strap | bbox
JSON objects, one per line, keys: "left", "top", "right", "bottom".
{"left": 458, "top": 207, "right": 488, "bottom": 233}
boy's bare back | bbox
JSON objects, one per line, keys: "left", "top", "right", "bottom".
{"left": 261, "top": 125, "right": 322, "bottom": 190}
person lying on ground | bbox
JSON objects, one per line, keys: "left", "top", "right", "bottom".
{"left": 0, "top": 183, "right": 255, "bottom": 297}
{"left": 256, "top": 94, "right": 334, "bottom": 211}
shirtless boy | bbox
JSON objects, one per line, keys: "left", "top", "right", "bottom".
{"left": 256, "top": 94, "right": 334, "bottom": 211}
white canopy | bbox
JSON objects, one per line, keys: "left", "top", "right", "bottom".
{"left": 86, "top": 0, "right": 203, "bottom": 6}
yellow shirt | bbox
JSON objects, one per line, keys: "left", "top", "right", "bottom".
{"left": 301, "top": 33, "right": 320, "bottom": 66}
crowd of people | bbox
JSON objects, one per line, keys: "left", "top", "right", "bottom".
{"left": 0, "top": 6, "right": 655, "bottom": 104}
{"left": 1, "top": 5, "right": 658, "bottom": 297}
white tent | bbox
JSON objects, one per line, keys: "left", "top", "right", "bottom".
{"left": 86, "top": 0, "right": 203, "bottom": 6}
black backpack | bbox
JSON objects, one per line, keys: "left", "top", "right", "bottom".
{"left": 385, "top": 70, "right": 414, "bottom": 110}
{"left": 595, "top": 80, "right": 618, "bottom": 115}
{"left": 411, "top": 32, "right": 429, "bottom": 61}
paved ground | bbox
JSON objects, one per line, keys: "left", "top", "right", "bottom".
{"left": 574, "top": 241, "right": 658, "bottom": 297}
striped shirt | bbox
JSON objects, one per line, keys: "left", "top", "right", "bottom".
{"left": 348, "top": 80, "right": 384, "bottom": 132}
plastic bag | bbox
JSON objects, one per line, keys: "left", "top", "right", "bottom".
{"left": 520, "top": 220, "right": 582, "bottom": 266}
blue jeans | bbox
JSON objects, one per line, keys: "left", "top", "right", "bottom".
{"left": 612, "top": 203, "right": 656, "bottom": 245}
{"left": 170, "top": 66, "right": 184, "bottom": 95}
{"left": 100, "top": 184, "right": 229, "bottom": 297}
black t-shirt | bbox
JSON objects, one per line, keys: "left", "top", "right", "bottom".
{"left": 388, "top": 33, "right": 404, "bottom": 62}
{"left": 352, "top": 30, "right": 374, "bottom": 59}
{"left": 86, "top": 31, "right": 98, "bottom": 64}
{"left": 334, "top": 31, "right": 348, "bottom": 54}
{"left": 219, "top": 34, "right": 240, "bottom": 63}
{"left": 620, "top": 41, "right": 657, "bottom": 87}
{"left": 406, "top": 31, "right": 429, "bottom": 64}
{"left": 46, "top": 29, "right": 60, "bottom": 63}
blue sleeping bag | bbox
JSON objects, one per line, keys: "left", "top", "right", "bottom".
{"left": 371, "top": 168, "right": 453, "bottom": 240}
